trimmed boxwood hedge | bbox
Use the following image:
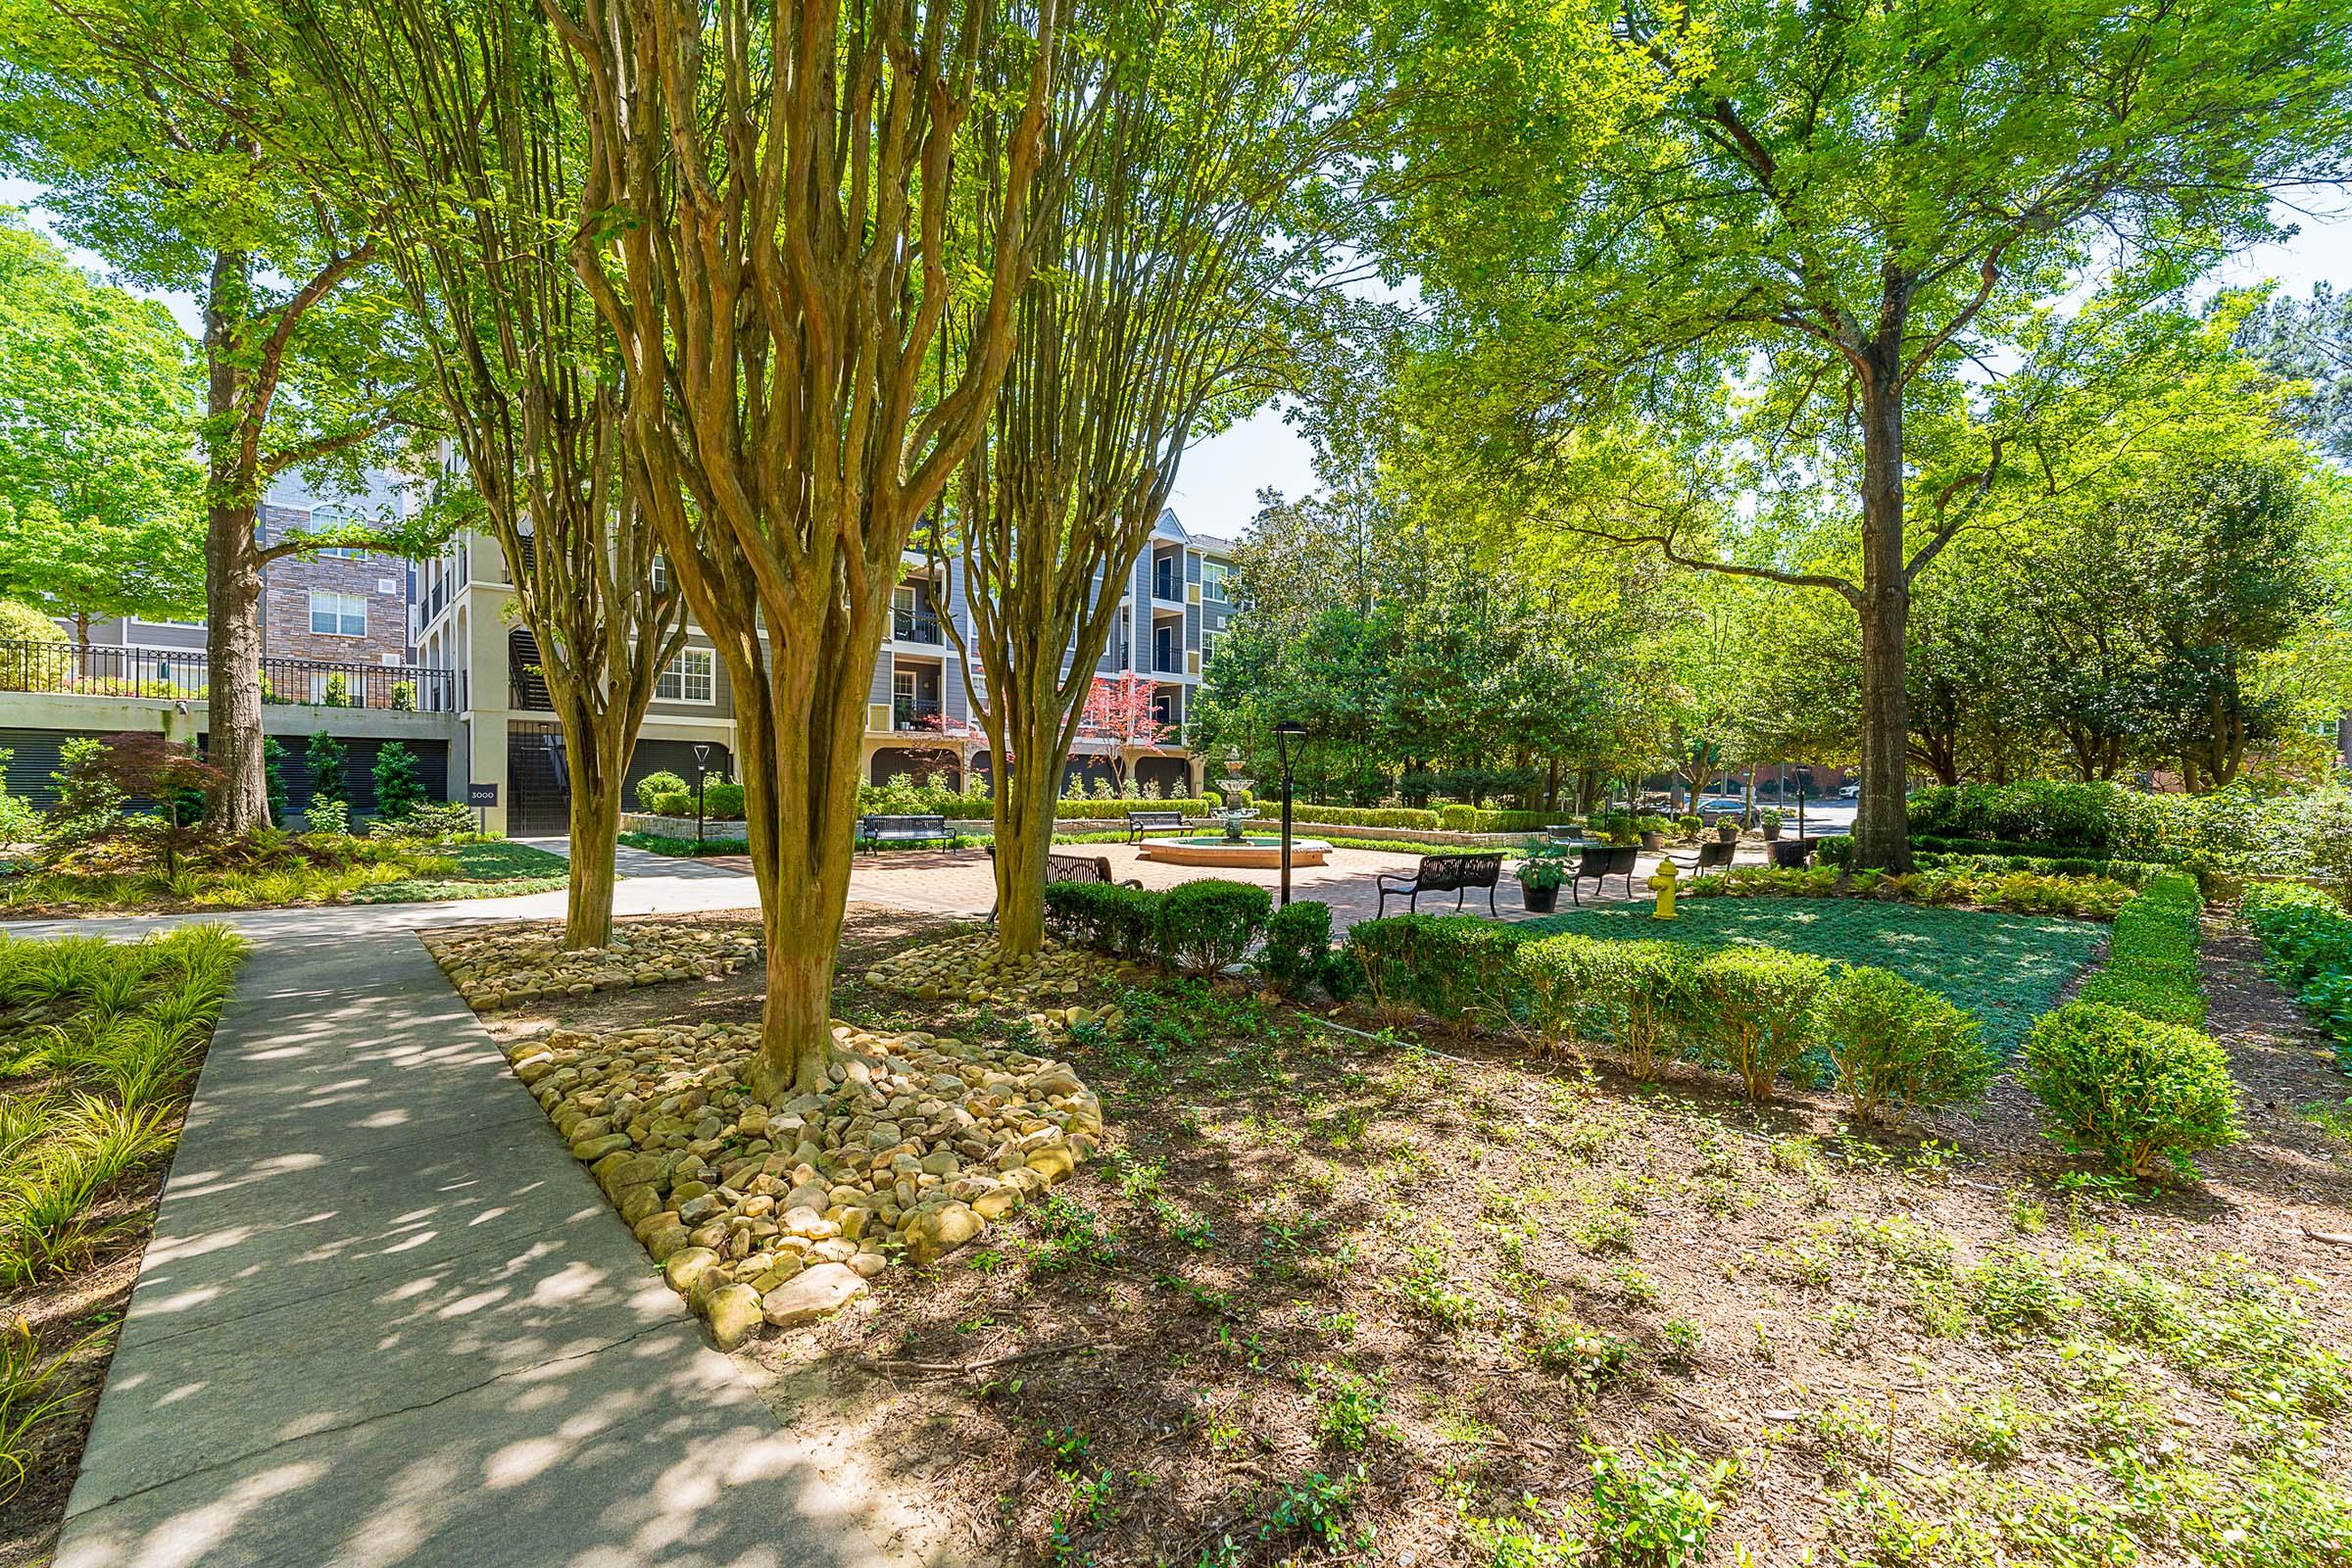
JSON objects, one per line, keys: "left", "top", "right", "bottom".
{"left": 1043, "top": 877, "right": 1269, "bottom": 974}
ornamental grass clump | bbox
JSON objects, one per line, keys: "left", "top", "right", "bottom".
{"left": 2022, "top": 1001, "right": 2241, "bottom": 1181}
{"left": 1690, "top": 947, "right": 1829, "bottom": 1102}
{"left": 1811, "top": 965, "right": 1995, "bottom": 1124}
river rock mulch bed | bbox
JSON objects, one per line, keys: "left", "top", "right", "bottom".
{"left": 861, "top": 930, "right": 1119, "bottom": 1031}
{"left": 423, "top": 919, "right": 762, "bottom": 1010}
{"left": 499, "top": 1011, "right": 1102, "bottom": 1348}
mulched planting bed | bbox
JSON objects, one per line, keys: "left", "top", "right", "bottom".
{"left": 471, "top": 902, "right": 2352, "bottom": 1566}
{"left": 1521, "top": 897, "right": 2107, "bottom": 1054}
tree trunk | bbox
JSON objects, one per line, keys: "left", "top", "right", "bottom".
{"left": 201, "top": 248, "right": 271, "bottom": 838}
{"left": 205, "top": 501, "right": 270, "bottom": 833}
{"left": 1851, "top": 376, "right": 1914, "bottom": 873}
{"left": 993, "top": 721, "right": 1065, "bottom": 958}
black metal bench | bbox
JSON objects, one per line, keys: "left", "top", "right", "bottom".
{"left": 1566, "top": 844, "right": 1642, "bottom": 904}
{"left": 1376, "top": 853, "right": 1503, "bottom": 917}
{"left": 1769, "top": 837, "right": 1814, "bottom": 870}
{"left": 987, "top": 847, "right": 1143, "bottom": 923}
{"left": 856, "top": 813, "right": 952, "bottom": 849}
{"left": 1126, "top": 809, "right": 1188, "bottom": 844}
{"left": 1670, "top": 840, "right": 1738, "bottom": 877}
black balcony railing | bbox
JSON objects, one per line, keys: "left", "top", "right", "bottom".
{"left": 1153, "top": 569, "right": 1178, "bottom": 600}
{"left": 0, "top": 640, "right": 465, "bottom": 712}
{"left": 893, "top": 697, "right": 943, "bottom": 730}
{"left": 893, "top": 608, "right": 943, "bottom": 644}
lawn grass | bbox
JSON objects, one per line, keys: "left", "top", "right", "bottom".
{"left": 345, "top": 839, "right": 570, "bottom": 904}
{"left": 1518, "top": 896, "right": 2105, "bottom": 1054}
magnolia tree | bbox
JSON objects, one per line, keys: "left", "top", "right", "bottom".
{"left": 548, "top": 0, "right": 1064, "bottom": 1097}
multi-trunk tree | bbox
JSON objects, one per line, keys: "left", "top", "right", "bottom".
{"left": 931, "top": 0, "right": 1356, "bottom": 955}
{"left": 0, "top": 0, "right": 436, "bottom": 833}
{"left": 1375, "top": 0, "right": 2352, "bottom": 868}
{"left": 299, "top": 0, "right": 684, "bottom": 948}
{"left": 548, "top": 0, "right": 1063, "bottom": 1097}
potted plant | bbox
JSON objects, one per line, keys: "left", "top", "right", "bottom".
{"left": 1760, "top": 808, "right": 1784, "bottom": 842}
{"left": 1676, "top": 812, "right": 1703, "bottom": 841}
{"left": 1518, "top": 848, "right": 1568, "bottom": 913}
{"left": 1637, "top": 812, "right": 1670, "bottom": 851}
{"left": 1716, "top": 813, "right": 1740, "bottom": 843}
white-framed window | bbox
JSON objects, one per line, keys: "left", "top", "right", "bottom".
{"left": 309, "top": 591, "right": 366, "bottom": 637}
{"left": 1201, "top": 561, "right": 1231, "bottom": 602}
{"left": 656, "top": 647, "right": 715, "bottom": 703}
{"left": 1200, "top": 631, "right": 1219, "bottom": 667}
{"left": 650, "top": 553, "right": 669, "bottom": 591}
{"left": 317, "top": 547, "right": 368, "bottom": 560}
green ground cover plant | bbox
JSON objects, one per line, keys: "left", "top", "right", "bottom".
{"left": 0, "top": 833, "right": 568, "bottom": 914}
{"left": 0, "top": 925, "right": 245, "bottom": 1499}
{"left": 2242, "top": 881, "right": 2352, "bottom": 1064}
{"left": 1516, "top": 899, "right": 2102, "bottom": 1057}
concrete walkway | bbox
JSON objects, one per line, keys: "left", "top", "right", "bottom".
{"left": 27, "top": 874, "right": 899, "bottom": 1568}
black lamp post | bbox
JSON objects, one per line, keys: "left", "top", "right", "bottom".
{"left": 1273, "top": 720, "right": 1306, "bottom": 906}
{"left": 692, "top": 742, "right": 711, "bottom": 847}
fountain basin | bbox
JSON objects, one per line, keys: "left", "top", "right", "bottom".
{"left": 1138, "top": 835, "right": 1334, "bottom": 868}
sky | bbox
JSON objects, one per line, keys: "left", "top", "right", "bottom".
{"left": 10, "top": 172, "right": 2348, "bottom": 540}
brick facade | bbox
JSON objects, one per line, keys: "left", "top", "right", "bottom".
{"left": 258, "top": 505, "right": 414, "bottom": 676}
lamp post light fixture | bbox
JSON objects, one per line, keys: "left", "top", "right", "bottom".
{"left": 1273, "top": 720, "right": 1306, "bottom": 906}
{"left": 692, "top": 742, "right": 711, "bottom": 847}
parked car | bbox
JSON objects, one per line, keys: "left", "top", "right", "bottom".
{"left": 1696, "top": 797, "right": 1748, "bottom": 820}
{"left": 1838, "top": 783, "right": 1861, "bottom": 800}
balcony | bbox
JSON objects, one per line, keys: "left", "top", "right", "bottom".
{"left": 893, "top": 697, "right": 943, "bottom": 731}
{"left": 893, "top": 608, "right": 943, "bottom": 644}
{"left": 0, "top": 640, "right": 465, "bottom": 712}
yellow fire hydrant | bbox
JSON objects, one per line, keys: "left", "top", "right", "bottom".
{"left": 1646, "top": 857, "right": 1680, "bottom": 920}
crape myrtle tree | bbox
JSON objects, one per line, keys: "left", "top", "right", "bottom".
{"left": 1374, "top": 0, "right": 2352, "bottom": 870}
{"left": 548, "top": 0, "right": 1065, "bottom": 1098}
{"left": 932, "top": 0, "right": 1357, "bottom": 956}
{"left": 0, "top": 213, "right": 205, "bottom": 636}
{"left": 0, "top": 0, "right": 441, "bottom": 834}
{"left": 298, "top": 0, "right": 686, "bottom": 949}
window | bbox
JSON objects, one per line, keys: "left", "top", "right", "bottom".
{"left": 1200, "top": 631, "right": 1218, "bottom": 667}
{"left": 1201, "top": 561, "right": 1231, "bottom": 602}
{"left": 309, "top": 591, "right": 366, "bottom": 637}
{"left": 656, "top": 647, "right": 715, "bottom": 703}
{"left": 317, "top": 547, "right": 368, "bottom": 561}
{"left": 650, "top": 553, "right": 669, "bottom": 591}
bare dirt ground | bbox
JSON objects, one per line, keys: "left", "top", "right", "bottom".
{"left": 472, "top": 901, "right": 2352, "bottom": 1568}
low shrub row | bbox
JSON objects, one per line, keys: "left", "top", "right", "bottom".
{"left": 2074, "top": 872, "right": 2206, "bottom": 1025}
{"left": 1341, "top": 914, "right": 1994, "bottom": 1121}
{"left": 1338, "top": 906, "right": 2240, "bottom": 1180}
{"left": 1044, "top": 878, "right": 1271, "bottom": 976}
{"left": 1685, "top": 864, "right": 2134, "bottom": 920}
{"left": 2242, "top": 880, "right": 2352, "bottom": 1058}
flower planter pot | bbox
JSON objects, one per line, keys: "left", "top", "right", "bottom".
{"left": 1761, "top": 823, "right": 1783, "bottom": 842}
{"left": 1641, "top": 831, "right": 1665, "bottom": 851}
{"left": 1716, "top": 823, "right": 1739, "bottom": 843}
{"left": 1521, "top": 881, "right": 1560, "bottom": 914}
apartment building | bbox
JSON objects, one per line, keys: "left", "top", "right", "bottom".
{"left": 2, "top": 472, "right": 461, "bottom": 815}
{"left": 409, "top": 508, "right": 1238, "bottom": 832}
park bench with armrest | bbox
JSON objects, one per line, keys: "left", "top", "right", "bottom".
{"left": 1125, "top": 809, "right": 1189, "bottom": 844}
{"left": 1669, "top": 840, "right": 1738, "bottom": 877}
{"left": 1769, "top": 838, "right": 1814, "bottom": 870}
{"left": 988, "top": 846, "right": 1145, "bottom": 923}
{"left": 1376, "top": 853, "right": 1503, "bottom": 917}
{"left": 1565, "top": 844, "right": 1642, "bottom": 905}
{"left": 856, "top": 813, "right": 952, "bottom": 850}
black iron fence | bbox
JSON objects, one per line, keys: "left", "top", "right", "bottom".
{"left": 0, "top": 640, "right": 465, "bottom": 713}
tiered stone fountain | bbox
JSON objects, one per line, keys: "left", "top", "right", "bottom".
{"left": 1138, "top": 748, "right": 1332, "bottom": 868}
